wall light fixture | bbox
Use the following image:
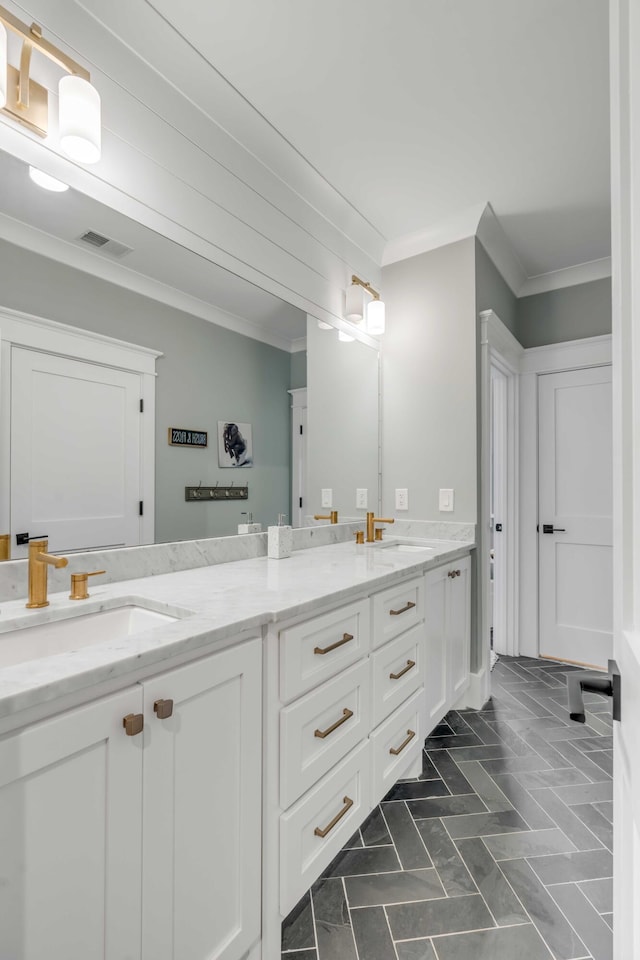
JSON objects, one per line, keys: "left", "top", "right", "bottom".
{"left": 0, "top": 5, "right": 101, "bottom": 163}
{"left": 347, "top": 275, "right": 385, "bottom": 335}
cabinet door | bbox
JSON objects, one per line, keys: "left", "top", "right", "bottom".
{"left": 0, "top": 687, "right": 144, "bottom": 960}
{"left": 447, "top": 557, "right": 471, "bottom": 703}
{"left": 142, "top": 638, "right": 262, "bottom": 960}
{"left": 424, "top": 564, "right": 449, "bottom": 729}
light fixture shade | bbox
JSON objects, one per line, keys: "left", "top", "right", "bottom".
{"left": 345, "top": 282, "right": 364, "bottom": 322}
{"left": 367, "top": 298, "right": 386, "bottom": 335}
{"left": 29, "top": 166, "right": 69, "bottom": 192}
{"left": 0, "top": 23, "right": 7, "bottom": 110}
{"left": 338, "top": 329, "right": 355, "bottom": 342}
{"left": 58, "top": 75, "right": 101, "bottom": 164}
{"left": 317, "top": 319, "right": 333, "bottom": 330}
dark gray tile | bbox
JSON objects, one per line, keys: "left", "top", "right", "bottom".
{"left": 282, "top": 891, "right": 316, "bottom": 951}
{"left": 602, "top": 912, "right": 613, "bottom": 929}
{"left": 576, "top": 877, "right": 613, "bottom": 913}
{"left": 480, "top": 755, "right": 552, "bottom": 775}
{"left": 550, "top": 739, "right": 613, "bottom": 782}
{"left": 408, "top": 793, "right": 487, "bottom": 820}
{"left": 528, "top": 788, "right": 605, "bottom": 851}
{"left": 593, "top": 800, "right": 613, "bottom": 823}
{"left": 343, "top": 829, "right": 363, "bottom": 848}
{"left": 506, "top": 716, "right": 570, "bottom": 734}
{"left": 499, "top": 859, "right": 588, "bottom": 960}
{"left": 483, "top": 827, "right": 577, "bottom": 860}
{"left": 543, "top": 724, "right": 603, "bottom": 742}
{"left": 586, "top": 749, "right": 614, "bottom": 777}
{"left": 281, "top": 951, "right": 317, "bottom": 960}
{"left": 424, "top": 733, "right": 482, "bottom": 749}
{"left": 395, "top": 939, "right": 437, "bottom": 960}
{"left": 483, "top": 720, "right": 532, "bottom": 757}
{"left": 455, "top": 711, "right": 503, "bottom": 745}
{"left": 345, "top": 868, "right": 445, "bottom": 907}
{"left": 414, "top": 818, "right": 477, "bottom": 896}
{"left": 455, "top": 837, "right": 530, "bottom": 926}
{"left": 446, "top": 743, "right": 515, "bottom": 762}
{"left": 311, "top": 878, "right": 357, "bottom": 960}
{"left": 360, "top": 806, "right": 392, "bottom": 847}
{"left": 512, "top": 767, "right": 589, "bottom": 789}
{"left": 444, "top": 808, "right": 530, "bottom": 840}
{"left": 382, "top": 802, "right": 432, "bottom": 870}
{"left": 430, "top": 722, "right": 455, "bottom": 737}
{"left": 426, "top": 750, "right": 473, "bottom": 794}
{"left": 429, "top": 924, "right": 553, "bottom": 960}
{"left": 517, "top": 729, "right": 575, "bottom": 771}
{"left": 570, "top": 802, "right": 614, "bottom": 851}
{"left": 550, "top": 883, "right": 613, "bottom": 960}
{"left": 384, "top": 779, "right": 450, "bottom": 802}
{"left": 455, "top": 761, "right": 513, "bottom": 812}
{"left": 387, "top": 894, "right": 494, "bottom": 940}
{"left": 528, "top": 849, "right": 613, "bottom": 884}
{"left": 574, "top": 736, "right": 613, "bottom": 753}
{"left": 321, "top": 844, "right": 401, "bottom": 879}
{"left": 553, "top": 780, "right": 612, "bottom": 806}
{"left": 420, "top": 752, "right": 440, "bottom": 780}
{"left": 489, "top": 774, "right": 554, "bottom": 830}
{"left": 350, "top": 906, "right": 395, "bottom": 960}
{"left": 444, "top": 711, "right": 475, "bottom": 735}
{"left": 515, "top": 692, "right": 556, "bottom": 718}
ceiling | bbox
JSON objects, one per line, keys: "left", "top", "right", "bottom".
{"left": 146, "top": 0, "right": 611, "bottom": 279}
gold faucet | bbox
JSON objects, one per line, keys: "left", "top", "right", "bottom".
{"left": 366, "top": 512, "right": 395, "bottom": 543}
{"left": 314, "top": 511, "right": 339, "bottom": 524}
{"left": 26, "top": 538, "right": 68, "bottom": 609}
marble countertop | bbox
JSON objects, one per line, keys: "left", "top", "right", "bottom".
{"left": 0, "top": 537, "right": 473, "bottom": 720}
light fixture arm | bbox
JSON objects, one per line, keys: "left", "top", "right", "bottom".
{"left": 351, "top": 274, "right": 381, "bottom": 301}
{"left": 0, "top": 6, "right": 90, "bottom": 80}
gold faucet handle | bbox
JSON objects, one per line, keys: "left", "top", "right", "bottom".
{"left": 69, "top": 570, "right": 106, "bottom": 600}
{"left": 355, "top": 531, "right": 365, "bottom": 544}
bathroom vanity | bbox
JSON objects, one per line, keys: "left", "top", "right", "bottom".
{"left": 0, "top": 534, "right": 472, "bottom": 960}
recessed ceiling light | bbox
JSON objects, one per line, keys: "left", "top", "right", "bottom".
{"left": 28, "top": 166, "right": 69, "bottom": 193}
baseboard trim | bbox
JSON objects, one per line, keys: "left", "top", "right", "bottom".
{"left": 454, "top": 667, "right": 490, "bottom": 711}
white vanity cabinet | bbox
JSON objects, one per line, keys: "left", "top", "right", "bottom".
{"left": 0, "top": 636, "right": 262, "bottom": 960}
{"left": 424, "top": 555, "right": 471, "bottom": 725}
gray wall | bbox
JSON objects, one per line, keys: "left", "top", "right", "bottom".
{"left": 516, "top": 277, "right": 612, "bottom": 347}
{"left": 290, "top": 350, "right": 307, "bottom": 388}
{"left": 475, "top": 239, "right": 518, "bottom": 337}
{"left": 382, "top": 238, "right": 477, "bottom": 522}
{"left": 0, "top": 240, "right": 292, "bottom": 542}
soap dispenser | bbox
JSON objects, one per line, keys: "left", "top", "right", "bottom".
{"left": 268, "top": 513, "right": 292, "bottom": 559}
{"left": 238, "top": 512, "right": 262, "bottom": 535}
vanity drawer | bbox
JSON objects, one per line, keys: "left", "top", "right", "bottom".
{"left": 372, "top": 576, "right": 424, "bottom": 649}
{"left": 279, "top": 599, "right": 370, "bottom": 703}
{"left": 371, "top": 623, "right": 425, "bottom": 726}
{"left": 280, "top": 660, "right": 370, "bottom": 809}
{"left": 371, "top": 688, "right": 423, "bottom": 802}
{"left": 280, "top": 739, "right": 370, "bottom": 915}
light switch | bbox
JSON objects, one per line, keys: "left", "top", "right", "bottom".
{"left": 356, "top": 488, "right": 368, "bottom": 509}
{"left": 321, "top": 488, "right": 333, "bottom": 508}
{"left": 439, "top": 488, "right": 454, "bottom": 512}
{"left": 395, "top": 488, "right": 409, "bottom": 511}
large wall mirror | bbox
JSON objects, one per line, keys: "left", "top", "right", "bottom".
{"left": 0, "top": 149, "right": 380, "bottom": 557}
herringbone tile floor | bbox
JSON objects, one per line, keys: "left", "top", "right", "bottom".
{"left": 281, "top": 655, "right": 613, "bottom": 960}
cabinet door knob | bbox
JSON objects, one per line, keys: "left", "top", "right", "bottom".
{"left": 123, "top": 713, "right": 144, "bottom": 736}
{"left": 448, "top": 570, "right": 455, "bottom": 578}
{"left": 154, "top": 698, "right": 174, "bottom": 719}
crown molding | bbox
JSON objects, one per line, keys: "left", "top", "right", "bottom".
{"left": 0, "top": 213, "right": 300, "bottom": 353}
{"left": 518, "top": 257, "right": 612, "bottom": 297}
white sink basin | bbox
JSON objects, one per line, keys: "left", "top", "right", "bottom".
{"left": 374, "top": 538, "right": 437, "bottom": 553}
{"left": 0, "top": 604, "right": 178, "bottom": 669}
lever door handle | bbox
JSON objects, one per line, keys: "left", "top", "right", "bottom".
{"left": 542, "top": 524, "right": 566, "bottom": 534}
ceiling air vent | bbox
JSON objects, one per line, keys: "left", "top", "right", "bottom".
{"left": 77, "top": 230, "right": 133, "bottom": 258}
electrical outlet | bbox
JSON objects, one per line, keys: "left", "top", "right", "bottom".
{"left": 395, "top": 488, "right": 409, "bottom": 511}
{"left": 439, "top": 488, "right": 454, "bottom": 512}
{"left": 356, "top": 488, "right": 368, "bottom": 509}
{"left": 321, "top": 488, "right": 333, "bottom": 508}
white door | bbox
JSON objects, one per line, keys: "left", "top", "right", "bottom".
{"left": 491, "top": 365, "right": 508, "bottom": 655}
{"left": 11, "top": 347, "right": 144, "bottom": 554}
{"left": 141, "top": 638, "right": 262, "bottom": 960}
{"left": 538, "top": 365, "right": 613, "bottom": 668}
{"left": 0, "top": 686, "right": 144, "bottom": 960}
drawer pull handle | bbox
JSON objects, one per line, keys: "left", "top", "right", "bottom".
{"left": 314, "top": 796, "right": 354, "bottom": 838}
{"left": 314, "top": 632, "right": 354, "bottom": 655}
{"left": 314, "top": 707, "right": 354, "bottom": 739}
{"left": 390, "top": 659, "right": 416, "bottom": 681}
{"left": 389, "top": 601, "right": 416, "bottom": 616}
{"left": 389, "top": 729, "right": 416, "bottom": 756}
{"left": 154, "top": 698, "right": 174, "bottom": 719}
{"left": 123, "top": 713, "right": 144, "bottom": 737}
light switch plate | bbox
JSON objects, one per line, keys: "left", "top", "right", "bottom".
{"left": 439, "top": 488, "right": 454, "bottom": 512}
{"left": 356, "top": 488, "right": 368, "bottom": 509}
{"left": 395, "top": 488, "right": 409, "bottom": 511}
{"left": 321, "top": 488, "right": 333, "bottom": 508}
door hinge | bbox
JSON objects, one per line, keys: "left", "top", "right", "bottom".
{"left": 139, "top": 501, "right": 144, "bottom": 516}
{"left": 300, "top": 424, "right": 303, "bottom": 435}
{"left": 139, "top": 398, "right": 144, "bottom": 413}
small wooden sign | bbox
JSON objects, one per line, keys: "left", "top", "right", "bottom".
{"left": 168, "top": 427, "right": 208, "bottom": 448}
